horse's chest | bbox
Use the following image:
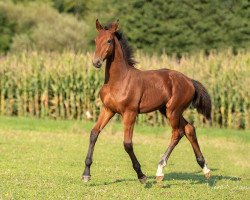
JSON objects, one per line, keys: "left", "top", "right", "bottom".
{"left": 99, "top": 85, "right": 129, "bottom": 113}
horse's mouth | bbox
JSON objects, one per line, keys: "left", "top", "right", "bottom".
{"left": 92, "top": 59, "right": 103, "bottom": 68}
{"left": 92, "top": 60, "right": 102, "bottom": 68}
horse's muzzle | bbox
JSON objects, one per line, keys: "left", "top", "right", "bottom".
{"left": 92, "top": 58, "right": 103, "bottom": 68}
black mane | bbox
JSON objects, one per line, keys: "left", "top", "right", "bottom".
{"left": 104, "top": 24, "right": 137, "bottom": 66}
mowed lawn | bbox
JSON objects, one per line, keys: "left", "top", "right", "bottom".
{"left": 0, "top": 116, "right": 249, "bottom": 199}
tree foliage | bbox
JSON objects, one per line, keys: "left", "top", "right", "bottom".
{"left": 0, "top": 0, "right": 249, "bottom": 54}
{"left": 0, "top": 1, "right": 88, "bottom": 52}
{"left": 85, "top": 0, "right": 250, "bottom": 55}
{"left": 0, "top": 11, "right": 16, "bottom": 53}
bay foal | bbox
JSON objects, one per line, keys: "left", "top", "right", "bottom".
{"left": 83, "top": 19, "right": 211, "bottom": 183}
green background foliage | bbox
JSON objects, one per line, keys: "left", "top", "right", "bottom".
{"left": 0, "top": 51, "right": 249, "bottom": 129}
{"left": 0, "top": 0, "right": 250, "bottom": 54}
{"left": 0, "top": 0, "right": 249, "bottom": 130}
{"left": 0, "top": 8, "right": 15, "bottom": 52}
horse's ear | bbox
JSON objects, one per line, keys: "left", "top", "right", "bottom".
{"left": 96, "top": 19, "right": 103, "bottom": 31}
{"left": 109, "top": 19, "right": 119, "bottom": 33}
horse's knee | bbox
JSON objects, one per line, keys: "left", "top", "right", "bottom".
{"left": 90, "top": 129, "right": 99, "bottom": 143}
{"left": 124, "top": 142, "right": 133, "bottom": 153}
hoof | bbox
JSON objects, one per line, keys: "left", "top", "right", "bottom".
{"left": 205, "top": 171, "right": 211, "bottom": 180}
{"left": 139, "top": 175, "right": 147, "bottom": 184}
{"left": 82, "top": 175, "right": 91, "bottom": 182}
{"left": 156, "top": 176, "right": 164, "bottom": 182}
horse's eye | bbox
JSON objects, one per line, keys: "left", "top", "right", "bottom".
{"left": 107, "top": 39, "right": 112, "bottom": 44}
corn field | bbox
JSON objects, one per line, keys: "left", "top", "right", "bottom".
{"left": 0, "top": 51, "right": 249, "bottom": 129}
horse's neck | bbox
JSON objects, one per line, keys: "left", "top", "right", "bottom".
{"left": 105, "top": 37, "right": 130, "bottom": 84}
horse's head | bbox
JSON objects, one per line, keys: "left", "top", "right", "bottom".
{"left": 92, "top": 19, "right": 119, "bottom": 68}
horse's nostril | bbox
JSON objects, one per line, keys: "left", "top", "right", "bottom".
{"left": 93, "top": 59, "right": 102, "bottom": 68}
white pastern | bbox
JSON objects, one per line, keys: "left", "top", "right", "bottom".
{"left": 156, "top": 161, "right": 166, "bottom": 177}
{"left": 202, "top": 164, "right": 210, "bottom": 174}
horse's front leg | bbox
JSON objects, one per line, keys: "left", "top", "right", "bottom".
{"left": 122, "top": 111, "right": 147, "bottom": 184}
{"left": 82, "top": 107, "right": 114, "bottom": 182}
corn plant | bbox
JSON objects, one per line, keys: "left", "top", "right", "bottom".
{"left": 0, "top": 50, "right": 249, "bottom": 129}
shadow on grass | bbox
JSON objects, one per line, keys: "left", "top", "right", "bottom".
{"left": 164, "top": 169, "right": 241, "bottom": 187}
{"left": 87, "top": 169, "right": 241, "bottom": 189}
{"left": 87, "top": 178, "right": 138, "bottom": 187}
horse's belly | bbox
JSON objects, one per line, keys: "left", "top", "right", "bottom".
{"left": 139, "top": 92, "right": 169, "bottom": 113}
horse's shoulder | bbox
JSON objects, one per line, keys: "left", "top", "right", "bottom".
{"left": 99, "top": 84, "right": 109, "bottom": 98}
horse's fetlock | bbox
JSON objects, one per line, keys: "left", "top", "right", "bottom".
{"left": 196, "top": 156, "right": 205, "bottom": 168}
{"left": 159, "top": 159, "right": 166, "bottom": 167}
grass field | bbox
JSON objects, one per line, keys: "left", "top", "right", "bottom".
{"left": 0, "top": 116, "right": 249, "bottom": 199}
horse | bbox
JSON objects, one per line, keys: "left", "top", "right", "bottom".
{"left": 82, "top": 19, "right": 212, "bottom": 184}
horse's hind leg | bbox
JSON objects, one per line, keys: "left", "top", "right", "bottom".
{"left": 183, "top": 117, "right": 211, "bottom": 179}
{"left": 156, "top": 108, "right": 185, "bottom": 181}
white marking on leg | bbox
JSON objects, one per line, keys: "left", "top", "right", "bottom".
{"left": 202, "top": 164, "right": 210, "bottom": 174}
{"left": 156, "top": 161, "right": 166, "bottom": 177}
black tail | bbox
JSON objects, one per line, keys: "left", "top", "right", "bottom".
{"left": 192, "top": 80, "right": 212, "bottom": 121}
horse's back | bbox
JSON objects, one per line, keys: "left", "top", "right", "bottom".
{"left": 136, "top": 67, "right": 195, "bottom": 113}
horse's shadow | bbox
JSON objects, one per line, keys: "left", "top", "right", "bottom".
{"left": 87, "top": 169, "right": 241, "bottom": 189}
{"left": 161, "top": 169, "right": 240, "bottom": 187}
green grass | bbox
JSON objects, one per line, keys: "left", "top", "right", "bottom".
{"left": 0, "top": 116, "right": 249, "bottom": 199}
